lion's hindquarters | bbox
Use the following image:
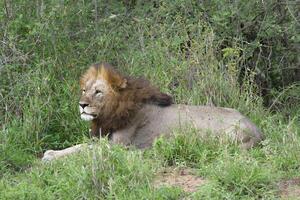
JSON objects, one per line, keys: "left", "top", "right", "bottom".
{"left": 190, "top": 107, "right": 263, "bottom": 147}
{"left": 237, "top": 118, "right": 264, "bottom": 149}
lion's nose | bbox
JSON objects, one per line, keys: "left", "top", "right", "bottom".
{"left": 79, "top": 103, "right": 89, "bottom": 109}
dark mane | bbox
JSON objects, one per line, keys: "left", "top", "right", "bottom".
{"left": 124, "top": 76, "right": 173, "bottom": 106}
{"left": 92, "top": 62, "right": 173, "bottom": 106}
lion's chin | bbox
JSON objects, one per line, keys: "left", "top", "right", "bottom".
{"left": 81, "top": 113, "right": 95, "bottom": 121}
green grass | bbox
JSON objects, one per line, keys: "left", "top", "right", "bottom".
{"left": 0, "top": 0, "right": 299, "bottom": 199}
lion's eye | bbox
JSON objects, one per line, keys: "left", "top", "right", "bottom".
{"left": 82, "top": 89, "right": 86, "bottom": 94}
{"left": 95, "top": 90, "right": 102, "bottom": 95}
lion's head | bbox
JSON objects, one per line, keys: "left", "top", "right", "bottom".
{"left": 79, "top": 63, "right": 173, "bottom": 136}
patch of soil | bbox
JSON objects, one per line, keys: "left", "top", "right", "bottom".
{"left": 154, "top": 167, "right": 206, "bottom": 193}
{"left": 278, "top": 178, "right": 300, "bottom": 199}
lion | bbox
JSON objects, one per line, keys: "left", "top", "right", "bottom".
{"left": 42, "top": 63, "right": 263, "bottom": 161}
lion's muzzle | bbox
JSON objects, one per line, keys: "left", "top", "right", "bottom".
{"left": 79, "top": 101, "right": 97, "bottom": 121}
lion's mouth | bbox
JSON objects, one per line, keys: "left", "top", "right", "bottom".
{"left": 79, "top": 106, "right": 97, "bottom": 121}
{"left": 80, "top": 113, "right": 97, "bottom": 121}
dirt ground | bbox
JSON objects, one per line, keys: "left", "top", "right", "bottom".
{"left": 278, "top": 178, "right": 300, "bottom": 199}
{"left": 154, "top": 167, "right": 206, "bottom": 193}
{"left": 154, "top": 167, "right": 300, "bottom": 199}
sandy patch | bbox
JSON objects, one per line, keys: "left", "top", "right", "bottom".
{"left": 154, "top": 167, "right": 206, "bottom": 193}
{"left": 278, "top": 178, "right": 300, "bottom": 199}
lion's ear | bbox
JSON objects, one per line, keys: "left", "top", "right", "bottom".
{"left": 100, "top": 65, "right": 127, "bottom": 89}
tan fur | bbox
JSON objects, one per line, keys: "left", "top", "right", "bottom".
{"left": 42, "top": 63, "right": 263, "bottom": 161}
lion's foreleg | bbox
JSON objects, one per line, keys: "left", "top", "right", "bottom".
{"left": 42, "top": 144, "right": 88, "bottom": 162}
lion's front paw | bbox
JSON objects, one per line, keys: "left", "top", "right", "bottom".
{"left": 42, "top": 150, "right": 57, "bottom": 162}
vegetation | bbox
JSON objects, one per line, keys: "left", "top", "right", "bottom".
{"left": 0, "top": 0, "right": 299, "bottom": 199}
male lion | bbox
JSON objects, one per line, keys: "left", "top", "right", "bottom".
{"left": 42, "top": 63, "right": 263, "bottom": 161}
